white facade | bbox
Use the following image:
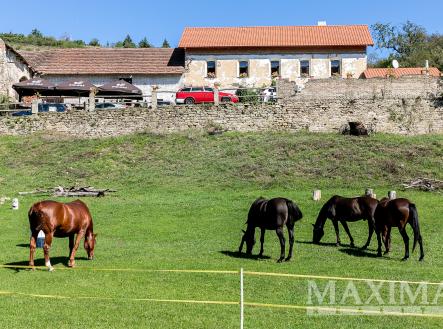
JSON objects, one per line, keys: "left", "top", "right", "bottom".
{"left": 0, "top": 39, "right": 32, "bottom": 99}
{"left": 183, "top": 51, "right": 368, "bottom": 89}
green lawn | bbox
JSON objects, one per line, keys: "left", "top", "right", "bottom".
{"left": 0, "top": 132, "right": 442, "bottom": 328}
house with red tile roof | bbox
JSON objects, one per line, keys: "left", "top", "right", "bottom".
{"left": 362, "top": 67, "right": 441, "bottom": 79}
{"left": 179, "top": 23, "right": 374, "bottom": 88}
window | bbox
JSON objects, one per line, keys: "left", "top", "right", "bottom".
{"left": 239, "top": 61, "right": 249, "bottom": 77}
{"left": 271, "top": 61, "right": 280, "bottom": 77}
{"left": 191, "top": 87, "right": 203, "bottom": 92}
{"left": 207, "top": 61, "right": 216, "bottom": 78}
{"left": 300, "top": 60, "right": 310, "bottom": 76}
{"left": 180, "top": 87, "right": 191, "bottom": 92}
{"left": 331, "top": 60, "right": 341, "bottom": 76}
{"left": 204, "top": 87, "right": 214, "bottom": 92}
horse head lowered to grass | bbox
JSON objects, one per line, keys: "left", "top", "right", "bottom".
{"left": 28, "top": 200, "right": 97, "bottom": 271}
{"left": 312, "top": 195, "right": 378, "bottom": 248}
{"left": 239, "top": 197, "right": 303, "bottom": 262}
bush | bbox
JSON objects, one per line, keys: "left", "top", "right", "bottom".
{"left": 235, "top": 88, "right": 260, "bottom": 103}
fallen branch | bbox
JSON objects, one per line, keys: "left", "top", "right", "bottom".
{"left": 402, "top": 178, "right": 443, "bottom": 192}
{"left": 19, "top": 186, "right": 116, "bottom": 197}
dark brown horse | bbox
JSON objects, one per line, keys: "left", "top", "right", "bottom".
{"left": 375, "top": 198, "right": 424, "bottom": 261}
{"left": 238, "top": 197, "right": 303, "bottom": 262}
{"left": 28, "top": 200, "right": 96, "bottom": 271}
{"left": 312, "top": 195, "right": 378, "bottom": 248}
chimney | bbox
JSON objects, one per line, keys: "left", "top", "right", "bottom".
{"left": 317, "top": 21, "right": 327, "bottom": 26}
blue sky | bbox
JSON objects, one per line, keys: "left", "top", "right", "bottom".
{"left": 0, "top": 0, "right": 442, "bottom": 48}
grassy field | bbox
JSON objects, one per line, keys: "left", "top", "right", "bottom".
{"left": 0, "top": 131, "right": 442, "bottom": 328}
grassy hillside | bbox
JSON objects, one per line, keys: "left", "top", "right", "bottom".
{"left": 0, "top": 132, "right": 442, "bottom": 328}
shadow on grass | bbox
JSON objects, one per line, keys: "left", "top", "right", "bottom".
{"left": 3, "top": 256, "right": 89, "bottom": 272}
{"left": 220, "top": 250, "right": 271, "bottom": 260}
{"left": 295, "top": 240, "right": 338, "bottom": 247}
{"left": 16, "top": 243, "right": 29, "bottom": 248}
{"left": 338, "top": 247, "right": 380, "bottom": 258}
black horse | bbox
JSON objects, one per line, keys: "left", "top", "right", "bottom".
{"left": 312, "top": 195, "right": 378, "bottom": 248}
{"left": 238, "top": 197, "right": 303, "bottom": 262}
{"left": 375, "top": 198, "right": 424, "bottom": 261}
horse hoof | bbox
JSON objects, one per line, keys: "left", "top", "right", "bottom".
{"left": 277, "top": 258, "right": 284, "bottom": 263}
{"left": 384, "top": 250, "right": 390, "bottom": 255}
{"left": 335, "top": 243, "right": 340, "bottom": 247}
{"left": 285, "top": 257, "right": 292, "bottom": 262}
{"left": 350, "top": 243, "right": 355, "bottom": 248}
{"left": 419, "top": 257, "right": 424, "bottom": 262}
{"left": 360, "top": 245, "right": 368, "bottom": 250}
{"left": 48, "top": 266, "right": 55, "bottom": 272}
{"left": 401, "top": 257, "right": 409, "bottom": 261}
{"left": 377, "top": 252, "right": 382, "bottom": 257}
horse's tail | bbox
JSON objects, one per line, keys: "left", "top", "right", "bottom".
{"left": 409, "top": 203, "right": 421, "bottom": 253}
{"left": 286, "top": 199, "right": 303, "bottom": 222}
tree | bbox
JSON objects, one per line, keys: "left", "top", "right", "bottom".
{"left": 122, "top": 34, "right": 136, "bottom": 48}
{"left": 162, "top": 39, "right": 171, "bottom": 48}
{"left": 29, "top": 28, "right": 43, "bottom": 38}
{"left": 371, "top": 21, "right": 443, "bottom": 70}
{"left": 138, "top": 37, "right": 151, "bottom": 48}
{"left": 88, "top": 38, "right": 100, "bottom": 47}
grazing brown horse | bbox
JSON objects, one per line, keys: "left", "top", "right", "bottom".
{"left": 28, "top": 200, "right": 96, "bottom": 271}
{"left": 238, "top": 197, "right": 303, "bottom": 262}
{"left": 375, "top": 198, "right": 424, "bottom": 261}
{"left": 312, "top": 195, "right": 378, "bottom": 248}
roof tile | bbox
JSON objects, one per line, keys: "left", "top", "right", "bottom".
{"left": 179, "top": 25, "right": 374, "bottom": 48}
{"left": 363, "top": 67, "right": 441, "bottom": 78}
{"left": 19, "top": 48, "right": 185, "bottom": 75}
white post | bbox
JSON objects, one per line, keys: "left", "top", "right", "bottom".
{"left": 214, "top": 88, "right": 220, "bottom": 106}
{"left": 31, "top": 99, "right": 39, "bottom": 115}
{"left": 151, "top": 85, "right": 158, "bottom": 109}
{"left": 240, "top": 268, "right": 244, "bottom": 329}
{"left": 312, "top": 190, "right": 321, "bottom": 201}
{"left": 88, "top": 88, "right": 96, "bottom": 111}
{"left": 388, "top": 191, "right": 397, "bottom": 200}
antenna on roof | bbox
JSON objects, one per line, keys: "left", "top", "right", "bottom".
{"left": 392, "top": 60, "right": 399, "bottom": 69}
{"left": 317, "top": 21, "right": 327, "bottom": 26}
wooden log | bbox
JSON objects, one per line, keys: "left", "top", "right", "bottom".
{"left": 312, "top": 190, "right": 321, "bottom": 201}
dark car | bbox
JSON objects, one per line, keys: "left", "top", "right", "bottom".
{"left": 12, "top": 103, "right": 67, "bottom": 116}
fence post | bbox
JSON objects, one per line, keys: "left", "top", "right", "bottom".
{"left": 31, "top": 99, "right": 39, "bottom": 115}
{"left": 240, "top": 268, "right": 244, "bottom": 329}
{"left": 388, "top": 191, "right": 397, "bottom": 199}
{"left": 151, "top": 85, "right": 158, "bottom": 110}
{"left": 214, "top": 86, "right": 220, "bottom": 106}
{"left": 312, "top": 190, "right": 321, "bottom": 201}
{"left": 88, "top": 87, "right": 96, "bottom": 111}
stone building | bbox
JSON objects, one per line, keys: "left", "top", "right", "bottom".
{"left": 0, "top": 38, "right": 32, "bottom": 98}
{"left": 179, "top": 24, "right": 374, "bottom": 88}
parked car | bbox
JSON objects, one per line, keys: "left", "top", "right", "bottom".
{"left": 95, "top": 102, "right": 127, "bottom": 109}
{"left": 12, "top": 103, "right": 67, "bottom": 116}
{"left": 176, "top": 86, "right": 239, "bottom": 104}
{"left": 260, "top": 87, "right": 277, "bottom": 102}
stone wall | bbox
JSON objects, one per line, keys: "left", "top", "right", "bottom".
{"left": 277, "top": 75, "right": 442, "bottom": 100}
{"left": 0, "top": 75, "right": 441, "bottom": 138}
